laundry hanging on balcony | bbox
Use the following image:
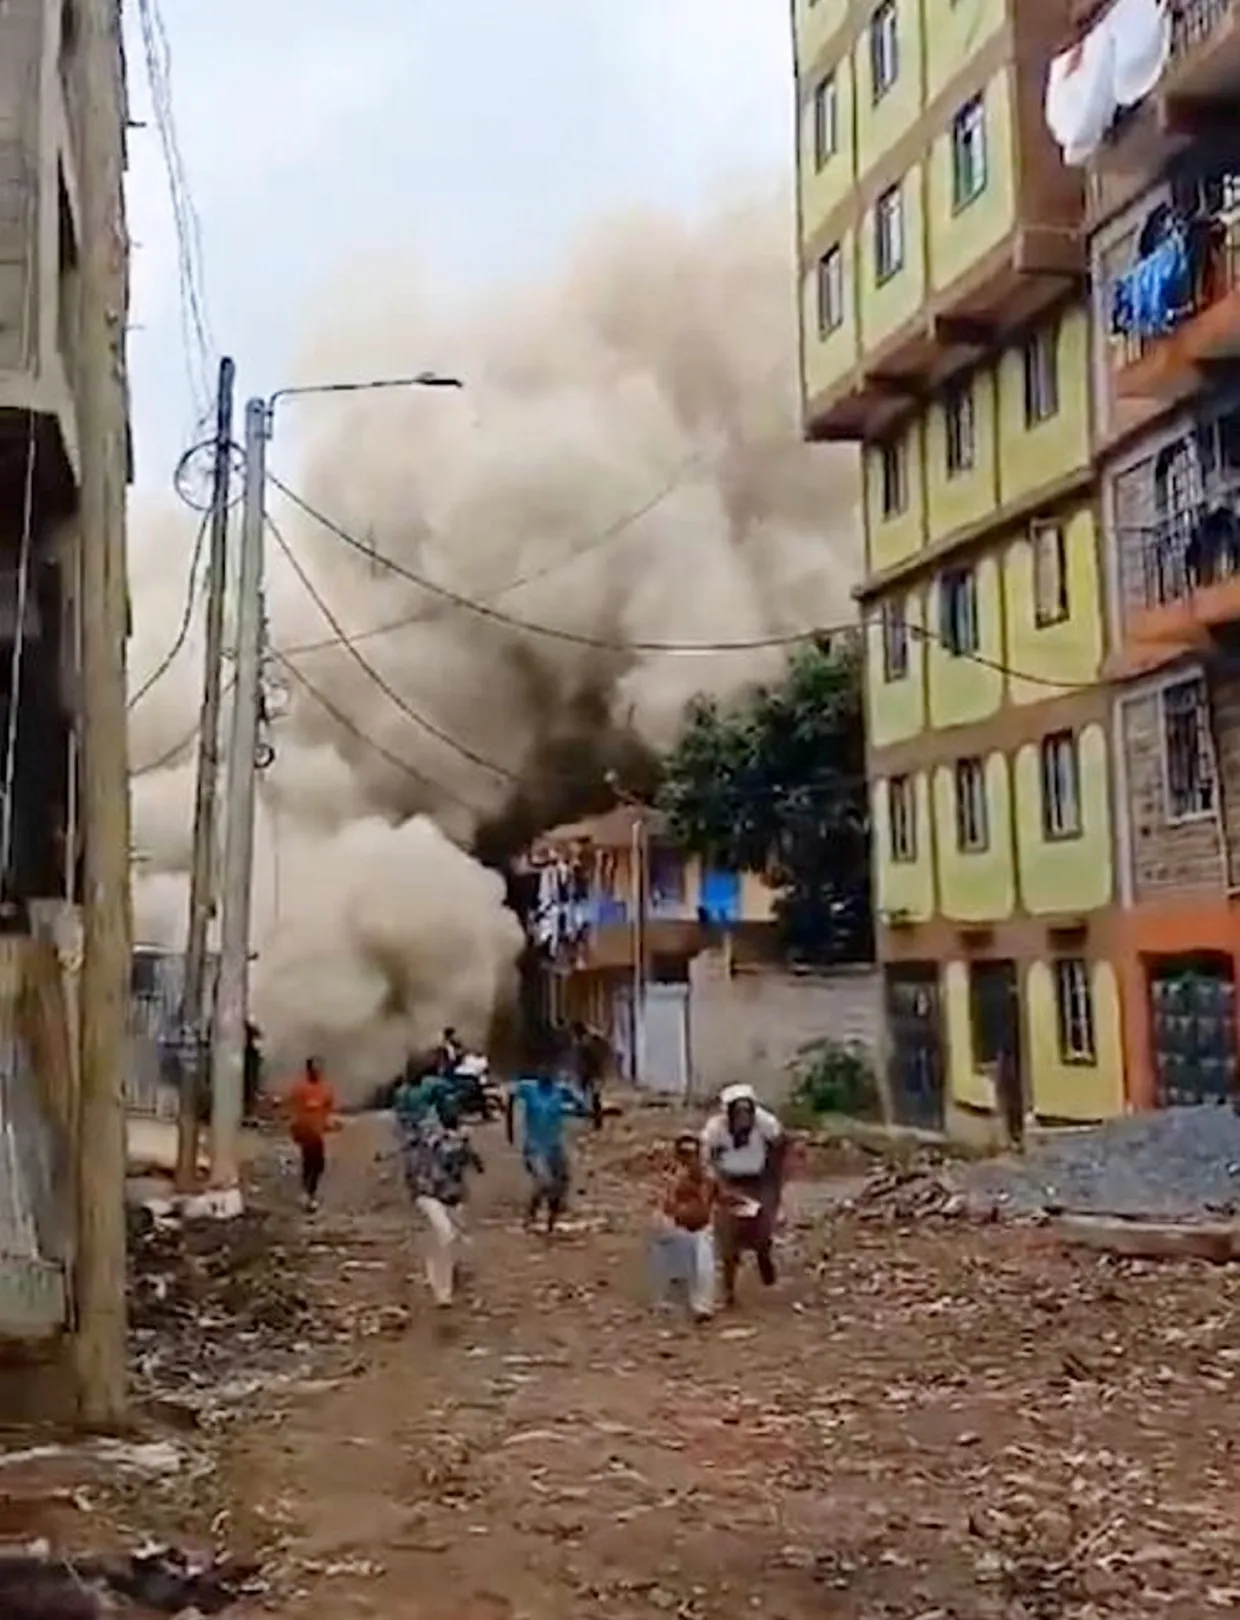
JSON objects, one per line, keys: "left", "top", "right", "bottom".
{"left": 1110, "top": 227, "right": 1191, "bottom": 339}
{"left": 1044, "top": 0, "right": 1171, "bottom": 165}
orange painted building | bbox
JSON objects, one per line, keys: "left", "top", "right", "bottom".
{"left": 1087, "top": 0, "right": 1240, "bottom": 1111}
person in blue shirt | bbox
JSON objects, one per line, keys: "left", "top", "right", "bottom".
{"left": 506, "top": 1070, "right": 591, "bottom": 1233}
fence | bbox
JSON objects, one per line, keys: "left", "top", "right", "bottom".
{"left": 128, "top": 946, "right": 217, "bottom": 1121}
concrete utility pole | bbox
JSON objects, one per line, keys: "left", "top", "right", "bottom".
{"left": 207, "top": 397, "right": 265, "bottom": 1202}
{"left": 73, "top": 0, "right": 131, "bottom": 1424}
{"left": 175, "top": 355, "right": 235, "bottom": 1189}
{"left": 629, "top": 810, "right": 648, "bottom": 1084}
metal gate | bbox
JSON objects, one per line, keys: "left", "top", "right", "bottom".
{"left": 1149, "top": 954, "right": 1237, "bottom": 1106}
{"left": 128, "top": 947, "right": 218, "bottom": 1120}
{"left": 884, "top": 966, "right": 945, "bottom": 1131}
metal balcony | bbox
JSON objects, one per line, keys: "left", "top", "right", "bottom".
{"left": 1129, "top": 481, "right": 1240, "bottom": 647}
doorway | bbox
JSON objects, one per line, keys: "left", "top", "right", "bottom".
{"left": 884, "top": 965, "right": 946, "bottom": 1131}
{"left": 968, "top": 960, "right": 1024, "bottom": 1145}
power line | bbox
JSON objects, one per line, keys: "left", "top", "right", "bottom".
{"left": 277, "top": 445, "right": 715, "bottom": 657}
{"left": 127, "top": 508, "right": 211, "bottom": 709}
{"left": 131, "top": 677, "right": 231, "bottom": 777}
{"left": 271, "top": 654, "right": 489, "bottom": 819}
{"left": 267, "top": 472, "right": 823, "bottom": 655}
{"left": 265, "top": 472, "right": 1099, "bottom": 689}
{"left": 265, "top": 514, "right": 519, "bottom": 788}
{"left": 134, "top": 0, "right": 216, "bottom": 419}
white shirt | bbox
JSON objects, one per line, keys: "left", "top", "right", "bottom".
{"left": 701, "top": 1106, "right": 782, "bottom": 1178}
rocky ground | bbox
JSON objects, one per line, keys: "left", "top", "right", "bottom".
{"left": 4, "top": 1104, "right": 1240, "bottom": 1617}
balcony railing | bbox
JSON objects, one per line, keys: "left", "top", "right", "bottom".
{"left": 1173, "top": 0, "right": 1234, "bottom": 61}
{"left": 1112, "top": 212, "right": 1240, "bottom": 368}
{"left": 1138, "top": 486, "right": 1240, "bottom": 609}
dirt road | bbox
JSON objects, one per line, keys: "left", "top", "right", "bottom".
{"left": 113, "top": 1104, "right": 1226, "bottom": 1620}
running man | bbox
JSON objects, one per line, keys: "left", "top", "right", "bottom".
{"left": 284, "top": 1056, "right": 337, "bottom": 1212}
{"left": 701, "top": 1082, "right": 788, "bottom": 1308}
{"left": 568, "top": 1020, "right": 609, "bottom": 1130}
{"left": 506, "top": 1070, "right": 591, "bottom": 1233}
{"left": 650, "top": 1129, "right": 717, "bottom": 1322}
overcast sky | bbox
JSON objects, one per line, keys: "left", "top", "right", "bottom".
{"left": 123, "top": 0, "right": 794, "bottom": 494}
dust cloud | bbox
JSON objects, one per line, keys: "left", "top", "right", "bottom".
{"left": 126, "top": 195, "right": 860, "bottom": 1096}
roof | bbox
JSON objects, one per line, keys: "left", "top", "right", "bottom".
{"left": 534, "top": 804, "right": 670, "bottom": 853}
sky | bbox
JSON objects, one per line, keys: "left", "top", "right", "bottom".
{"left": 122, "top": 0, "right": 795, "bottom": 495}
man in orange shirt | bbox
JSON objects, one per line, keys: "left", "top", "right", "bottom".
{"left": 285, "top": 1057, "right": 336, "bottom": 1211}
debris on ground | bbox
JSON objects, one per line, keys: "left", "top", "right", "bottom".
{"left": 964, "top": 1105, "right": 1240, "bottom": 1220}
{"left": 833, "top": 1156, "right": 975, "bottom": 1223}
{"left": 0, "top": 1546, "right": 262, "bottom": 1616}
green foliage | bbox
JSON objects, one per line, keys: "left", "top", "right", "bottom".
{"left": 786, "top": 1039, "right": 881, "bottom": 1126}
{"left": 657, "top": 639, "right": 872, "bottom": 963}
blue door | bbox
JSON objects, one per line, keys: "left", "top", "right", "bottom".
{"left": 699, "top": 867, "right": 740, "bottom": 924}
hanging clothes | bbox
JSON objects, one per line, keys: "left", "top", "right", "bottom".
{"left": 1044, "top": 0, "right": 1170, "bottom": 165}
{"left": 1111, "top": 228, "right": 1191, "bottom": 339}
{"left": 1111, "top": 0, "right": 1171, "bottom": 108}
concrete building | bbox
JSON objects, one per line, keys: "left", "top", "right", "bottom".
{"left": 524, "top": 806, "right": 778, "bottom": 1095}
{"left": 791, "top": 0, "right": 1125, "bottom": 1141}
{"left": 0, "top": 0, "right": 131, "bottom": 1335}
{"left": 1078, "top": 0, "right": 1240, "bottom": 1112}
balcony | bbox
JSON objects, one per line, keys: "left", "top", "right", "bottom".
{"left": 1127, "top": 482, "right": 1240, "bottom": 648}
{"left": 1111, "top": 212, "right": 1240, "bottom": 400}
{"left": 1170, "top": 0, "right": 1240, "bottom": 100}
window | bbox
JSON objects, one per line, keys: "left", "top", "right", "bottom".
{"left": 879, "top": 436, "right": 907, "bottom": 518}
{"left": 816, "top": 246, "right": 843, "bottom": 335}
{"left": 882, "top": 597, "right": 909, "bottom": 681}
{"left": 889, "top": 774, "right": 916, "bottom": 862}
{"left": 1040, "top": 730, "right": 1081, "bottom": 839}
{"left": 1023, "top": 323, "right": 1060, "bottom": 426}
{"left": 813, "top": 74, "right": 838, "bottom": 169}
{"left": 954, "top": 756, "right": 988, "bottom": 852}
{"left": 874, "top": 182, "right": 904, "bottom": 283}
{"left": 1161, "top": 675, "right": 1216, "bottom": 820}
{"left": 1054, "top": 958, "right": 1096, "bottom": 1064}
{"left": 1032, "top": 521, "right": 1068, "bottom": 626}
{"left": 939, "top": 566, "right": 978, "bottom": 655}
{"left": 944, "top": 379, "right": 975, "bottom": 477}
{"left": 870, "top": 0, "right": 898, "bottom": 101}
{"left": 951, "top": 94, "right": 987, "bottom": 211}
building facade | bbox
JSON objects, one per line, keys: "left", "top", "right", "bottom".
{"left": 522, "top": 807, "right": 778, "bottom": 1093}
{"left": 1079, "top": 0, "right": 1240, "bottom": 1112}
{"left": 792, "top": 0, "right": 1125, "bottom": 1141}
{"left": 0, "top": 0, "right": 131, "bottom": 1337}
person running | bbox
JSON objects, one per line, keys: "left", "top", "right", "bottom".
{"left": 284, "top": 1057, "right": 337, "bottom": 1212}
{"left": 650, "top": 1129, "right": 716, "bottom": 1323}
{"left": 506, "top": 1070, "right": 591, "bottom": 1234}
{"left": 568, "top": 1020, "right": 609, "bottom": 1130}
{"left": 408, "top": 1096, "right": 484, "bottom": 1308}
{"left": 701, "top": 1083, "right": 788, "bottom": 1308}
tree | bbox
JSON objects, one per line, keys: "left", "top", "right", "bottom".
{"left": 657, "top": 639, "right": 872, "bottom": 964}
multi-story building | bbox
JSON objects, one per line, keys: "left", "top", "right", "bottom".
{"left": 0, "top": 0, "right": 131, "bottom": 1337}
{"left": 792, "top": 0, "right": 1126, "bottom": 1141}
{"left": 522, "top": 806, "right": 778, "bottom": 1093}
{"left": 1080, "top": 0, "right": 1240, "bottom": 1113}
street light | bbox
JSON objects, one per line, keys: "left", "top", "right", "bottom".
{"left": 264, "top": 371, "right": 465, "bottom": 437}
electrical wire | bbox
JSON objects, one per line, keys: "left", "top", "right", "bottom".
{"left": 265, "top": 514, "right": 519, "bottom": 789}
{"left": 134, "top": 0, "right": 216, "bottom": 419}
{"left": 127, "top": 508, "right": 210, "bottom": 709}
{"left": 271, "top": 654, "right": 490, "bottom": 819}
{"left": 131, "top": 680, "right": 228, "bottom": 778}
{"left": 278, "top": 444, "right": 716, "bottom": 657}
{"left": 265, "top": 472, "right": 1100, "bottom": 689}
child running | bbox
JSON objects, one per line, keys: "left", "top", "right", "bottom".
{"left": 407, "top": 1095, "right": 484, "bottom": 1308}
{"left": 650, "top": 1129, "right": 717, "bottom": 1323}
{"left": 506, "top": 1070, "right": 591, "bottom": 1234}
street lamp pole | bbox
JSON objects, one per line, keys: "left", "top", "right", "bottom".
{"left": 206, "top": 370, "right": 464, "bottom": 1206}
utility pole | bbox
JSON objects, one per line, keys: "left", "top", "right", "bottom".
{"left": 175, "top": 356, "right": 235, "bottom": 1189}
{"left": 208, "top": 398, "right": 265, "bottom": 1202}
{"left": 629, "top": 810, "right": 648, "bottom": 1084}
{"left": 73, "top": 0, "right": 130, "bottom": 1423}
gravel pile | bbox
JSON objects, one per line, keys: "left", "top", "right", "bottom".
{"left": 965, "top": 1105, "right": 1240, "bottom": 1220}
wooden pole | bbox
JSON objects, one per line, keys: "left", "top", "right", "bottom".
{"left": 72, "top": 0, "right": 131, "bottom": 1426}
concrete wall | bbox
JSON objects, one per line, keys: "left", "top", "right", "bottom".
{"left": 688, "top": 953, "right": 880, "bottom": 1106}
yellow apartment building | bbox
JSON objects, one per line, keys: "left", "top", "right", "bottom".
{"left": 792, "top": 0, "right": 1125, "bottom": 1141}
